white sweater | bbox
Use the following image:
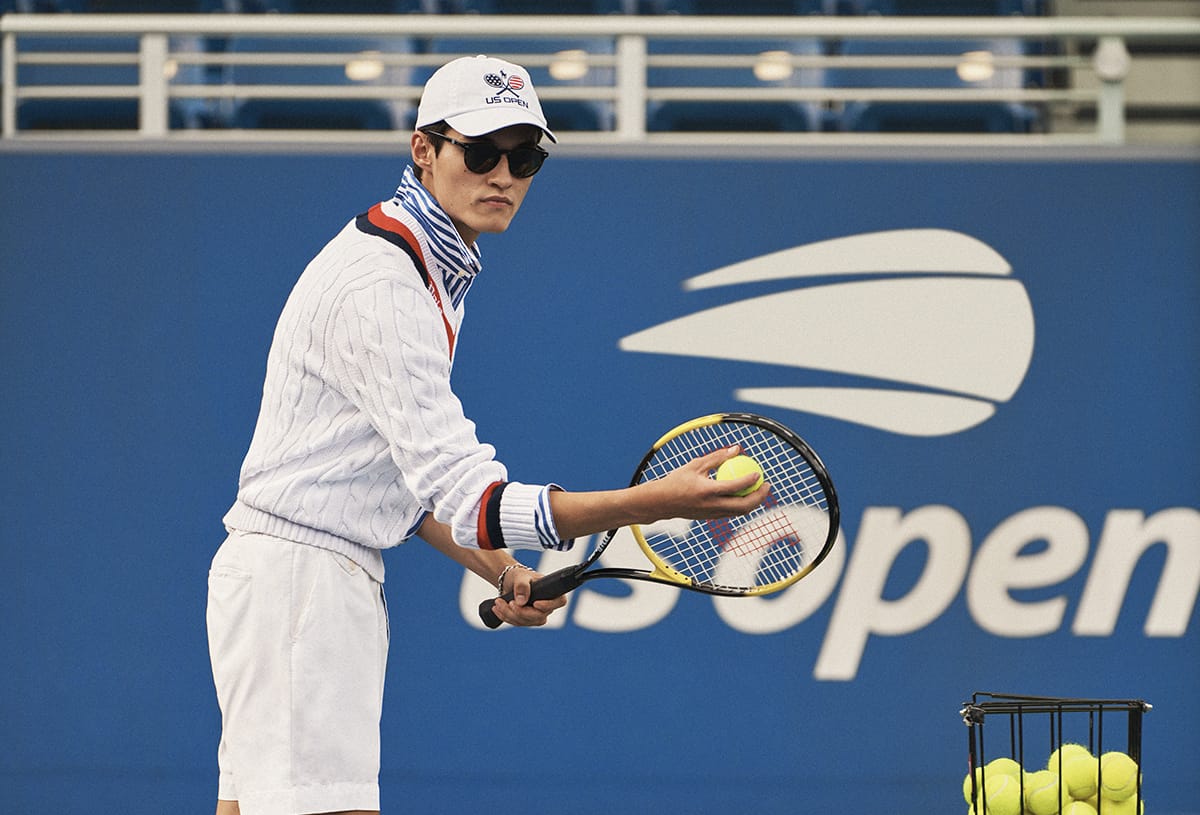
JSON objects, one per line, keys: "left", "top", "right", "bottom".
{"left": 224, "top": 169, "right": 567, "bottom": 582}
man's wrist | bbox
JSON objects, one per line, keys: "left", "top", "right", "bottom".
{"left": 496, "top": 562, "right": 533, "bottom": 595}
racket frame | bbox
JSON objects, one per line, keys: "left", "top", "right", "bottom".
{"left": 478, "top": 411, "right": 839, "bottom": 627}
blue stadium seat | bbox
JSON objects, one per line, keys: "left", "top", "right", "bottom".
{"left": 646, "top": 37, "right": 825, "bottom": 132}
{"left": 12, "top": 33, "right": 217, "bottom": 130}
{"left": 82, "top": 0, "right": 223, "bottom": 10}
{"left": 826, "top": 37, "right": 1040, "bottom": 133}
{"left": 225, "top": 34, "right": 418, "bottom": 131}
{"left": 229, "top": 0, "right": 428, "bottom": 10}
{"left": 646, "top": 0, "right": 821, "bottom": 12}
{"left": 438, "top": 0, "right": 627, "bottom": 11}
{"left": 8, "top": 0, "right": 84, "bottom": 10}
{"left": 833, "top": 0, "right": 1041, "bottom": 13}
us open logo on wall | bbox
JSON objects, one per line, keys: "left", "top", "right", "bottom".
{"left": 619, "top": 229, "right": 1035, "bottom": 437}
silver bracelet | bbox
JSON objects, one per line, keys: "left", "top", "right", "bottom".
{"left": 496, "top": 562, "right": 532, "bottom": 595}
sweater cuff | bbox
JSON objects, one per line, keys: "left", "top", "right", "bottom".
{"left": 486, "top": 482, "right": 574, "bottom": 551}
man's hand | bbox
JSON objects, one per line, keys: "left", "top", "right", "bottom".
{"left": 489, "top": 566, "right": 567, "bottom": 627}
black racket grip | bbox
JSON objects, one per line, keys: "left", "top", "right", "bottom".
{"left": 477, "top": 565, "right": 582, "bottom": 629}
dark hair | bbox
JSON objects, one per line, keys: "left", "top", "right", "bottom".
{"left": 412, "top": 121, "right": 449, "bottom": 181}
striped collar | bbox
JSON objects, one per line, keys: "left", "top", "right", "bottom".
{"left": 393, "top": 166, "right": 481, "bottom": 309}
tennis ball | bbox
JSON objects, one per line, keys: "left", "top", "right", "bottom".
{"left": 986, "top": 757, "right": 1023, "bottom": 779}
{"left": 965, "top": 772, "right": 1022, "bottom": 815}
{"left": 984, "top": 773, "right": 1022, "bottom": 815}
{"left": 1048, "top": 743, "right": 1093, "bottom": 771}
{"left": 1098, "top": 794, "right": 1145, "bottom": 815}
{"left": 963, "top": 767, "right": 985, "bottom": 805}
{"left": 1062, "top": 753, "right": 1099, "bottom": 800}
{"left": 1025, "top": 769, "right": 1068, "bottom": 815}
{"left": 1099, "top": 751, "right": 1139, "bottom": 802}
{"left": 1062, "top": 801, "right": 1098, "bottom": 815}
{"left": 715, "top": 454, "right": 764, "bottom": 496}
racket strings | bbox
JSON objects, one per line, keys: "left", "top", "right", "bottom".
{"left": 636, "top": 419, "right": 833, "bottom": 593}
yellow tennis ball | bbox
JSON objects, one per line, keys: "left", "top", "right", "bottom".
{"left": 715, "top": 454, "right": 764, "bottom": 496}
{"left": 986, "top": 757, "right": 1023, "bottom": 779}
{"left": 1062, "top": 801, "right": 1098, "bottom": 815}
{"left": 1099, "top": 751, "right": 1139, "bottom": 802}
{"left": 1025, "top": 770, "right": 1068, "bottom": 815}
{"left": 983, "top": 773, "right": 1022, "bottom": 815}
{"left": 1048, "top": 743, "right": 1093, "bottom": 771}
{"left": 1099, "top": 794, "right": 1145, "bottom": 815}
{"left": 963, "top": 767, "right": 984, "bottom": 805}
{"left": 1062, "top": 753, "right": 1099, "bottom": 800}
{"left": 965, "top": 772, "right": 1022, "bottom": 815}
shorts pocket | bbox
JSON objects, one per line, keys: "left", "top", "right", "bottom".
{"left": 328, "top": 550, "right": 362, "bottom": 576}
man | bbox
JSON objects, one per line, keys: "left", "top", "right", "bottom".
{"left": 207, "top": 55, "right": 764, "bottom": 815}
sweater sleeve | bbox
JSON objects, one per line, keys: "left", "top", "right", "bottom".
{"left": 326, "top": 262, "right": 570, "bottom": 552}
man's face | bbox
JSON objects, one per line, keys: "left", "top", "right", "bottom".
{"left": 411, "top": 124, "right": 542, "bottom": 246}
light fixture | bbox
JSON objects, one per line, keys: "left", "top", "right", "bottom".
{"left": 754, "top": 50, "right": 794, "bottom": 83}
{"left": 549, "top": 49, "right": 589, "bottom": 82}
{"left": 956, "top": 51, "right": 996, "bottom": 84}
{"left": 345, "top": 52, "right": 385, "bottom": 82}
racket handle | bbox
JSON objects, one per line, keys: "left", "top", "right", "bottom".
{"left": 477, "top": 565, "right": 582, "bottom": 629}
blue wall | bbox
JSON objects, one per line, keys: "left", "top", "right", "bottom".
{"left": 1, "top": 150, "right": 1197, "bottom": 814}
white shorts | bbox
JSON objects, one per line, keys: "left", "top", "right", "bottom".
{"left": 206, "top": 530, "right": 390, "bottom": 815}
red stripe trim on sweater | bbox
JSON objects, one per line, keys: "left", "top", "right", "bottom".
{"left": 364, "top": 203, "right": 456, "bottom": 358}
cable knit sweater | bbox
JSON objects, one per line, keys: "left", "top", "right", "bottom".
{"left": 223, "top": 167, "right": 568, "bottom": 582}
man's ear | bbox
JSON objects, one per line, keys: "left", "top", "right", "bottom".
{"left": 411, "top": 131, "right": 434, "bottom": 174}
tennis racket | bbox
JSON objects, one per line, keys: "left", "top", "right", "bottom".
{"left": 479, "top": 411, "right": 839, "bottom": 628}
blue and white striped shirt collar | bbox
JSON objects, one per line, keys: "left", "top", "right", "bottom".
{"left": 393, "top": 165, "right": 482, "bottom": 308}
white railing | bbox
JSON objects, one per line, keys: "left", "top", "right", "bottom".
{"left": 2, "top": 13, "right": 1198, "bottom": 146}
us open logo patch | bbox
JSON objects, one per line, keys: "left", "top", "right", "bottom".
{"left": 484, "top": 71, "right": 524, "bottom": 98}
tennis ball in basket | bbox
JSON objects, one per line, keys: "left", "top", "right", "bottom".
{"left": 965, "top": 772, "right": 1021, "bottom": 815}
{"left": 1025, "top": 770, "right": 1068, "bottom": 815}
{"left": 963, "top": 760, "right": 1022, "bottom": 808}
{"left": 1098, "top": 794, "right": 1145, "bottom": 815}
{"left": 985, "top": 757, "right": 1022, "bottom": 779}
{"left": 963, "top": 768, "right": 984, "bottom": 805}
{"left": 1099, "top": 751, "right": 1139, "bottom": 802}
{"left": 715, "top": 454, "right": 764, "bottom": 496}
{"left": 1048, "top": 743, "right": 1093, "bottom": 771}
{"left": 1062, "top": 753, "right": 1099, "bottom": 800}
{"left": 983, "top": 773, "right": 1022, "bottom": 815}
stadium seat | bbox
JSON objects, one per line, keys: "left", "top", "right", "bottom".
{"left": 833, "top": 0, "right": 1040, "bottom": 13}
{"left": 825, "top": 37, "right": 1040, "bottom": 133}
{"left": 12, "top": 34, "right": 213, "bottom": 130}
{"left": 229, "top": 0, "right": 429, "bottom": 11}
{"left": 82, "top": 0, "right": 223, "bottom": 10}
{"left": 7, "top": 0, "right": 84, "bottom": 10}
{"left": 646, "top": 36, "right": 825, "bottom": 133}
{"left": 225, "top": 34, "right": 418, "bottom": 131}
{"left": 438, "top": 0, "right": 627, "bottom": 11}
{"left": 646, "top": 0, "right": 821, "bottom": 12}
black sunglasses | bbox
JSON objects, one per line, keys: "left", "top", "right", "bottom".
{"left": 424, "top": 131, "right": 548, "bottom": 179}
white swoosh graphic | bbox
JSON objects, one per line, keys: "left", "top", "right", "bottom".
{"left": 619, "top": 229, "right": 1035, "bottom": 436}
{"left": 735, "top": 387, "right": 996, "bottom": 436}
{"left": 684, "top": 229, "right": 1010, "bottom": 290}
{"left": 619, "top": 277, "right": 1034, "bottom": 401}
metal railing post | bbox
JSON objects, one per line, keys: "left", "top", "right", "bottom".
{"left": 139, "top": 32, "right": 169, "bottom": 137}
{"left": 1093, "top": 36, "right": 1131, "bottom": 145}
{"left": 616, "top": 33, "right": 646, "bottom": 142}
{"left": 2, "top": 32, "right": 16, "bottom": 138}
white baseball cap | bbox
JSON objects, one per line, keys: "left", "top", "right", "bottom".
{"left": 416, "top": 55, "right": 557, "bottom": 143}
